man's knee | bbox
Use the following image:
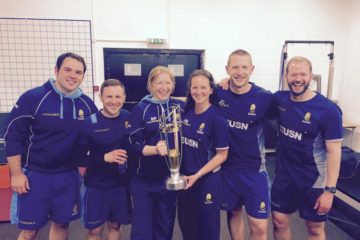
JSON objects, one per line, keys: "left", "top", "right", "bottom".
{"left": 230, "top": 207, "right": 243, "bottom": 218}
{"left": 88, "top": 226, "right": 103, "bottom": 237}
{"left": 51, "top": 222, "right": 69, "bottom": 234}
{"left": 306, "top": 221, "right": 325, "bottom": 238}
{"left": 272, "top": 212, "right": 290, "bottom": 232}
{"left": 108, "top": 221, "right": 121, "bottom": 231}
{"left": 248, "top": 216, "right": 267, "bottom": 238}
{"left": 19, "top": 229, "right": 39, "bottom": 240}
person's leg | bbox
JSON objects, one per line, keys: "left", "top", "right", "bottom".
{"left": 85, "top": 226, "right": 103, "bottom": 240}
{"left": 18, "top": 230, "right": 39, "bottom": 240}
{"left": 247, "top": 215, "right": 267, "bottom": 240}
{"left": 129, "top": 176, "right": 154, "bottom": 240}
{"left": 49, "top": 222, "right": 69, "bottom": 240}
{"left": 271, "top": 211, "right": 291, "bottom": 240}
{"left": 153, "top": 188, "right": 176, "bottom": 240}
{"left": 242, "top": 171, "right": 270, "bottom": 240}
{"left": 271, "top": 174, "right": 299, "bottom": 240}
{"left": 221, "top": 171, "right": 245, "bottom": 240}
{"left": 107, "top": 221, "right": 121, "bottom": 240}
{"left": 197, "top": 172, "right": 222, "bottom": 240}
{"left": 305, "top": 221, "right": 325, "bottom": 240}
{"left": 299, "top": 188, "right": 327, "bottom": 240}
{"left": 16, "top": 170, "right": 49, "bottom": 240}
{"left": 227, "top": 208, "right": 245, "bottom": 240}
{"left": 178, "top": 187, "right": 199, "bottom": 240}
{"left": 107, "top": 186, "right": 129, "bottom": 240}
{"left": 49, "top": 171, "right": 80, "bottom": 240}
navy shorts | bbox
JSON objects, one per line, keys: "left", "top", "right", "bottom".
{"left": 271, "top": 174, "right": 327, "bottom": 222}
{"left": 178, "top": 170, "right": 222, "bottom": 240}
{"left": 82, "top": 186, "right": 130, "bottom": 229}
{"left": 129, "top": 174, "right": 176, "bottom": 240}
{"left": 221, "top": 170, "right": 270, "bottom": 219}
{"left": 12, "top": 169, "right": 80, "bottom": 230}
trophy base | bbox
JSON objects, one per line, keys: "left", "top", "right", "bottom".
{"left": 166, "top": 176, "right": 186, "bottom": 191}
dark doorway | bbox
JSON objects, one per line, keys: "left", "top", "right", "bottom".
{"left": 104, "top": 48, "right": 204, "bottom": 111}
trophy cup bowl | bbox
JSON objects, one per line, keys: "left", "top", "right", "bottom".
{"left": 160, "top": 105, "right": 186, "bottom": 191}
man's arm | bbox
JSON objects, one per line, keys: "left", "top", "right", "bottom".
{"left": 325, "top": 140, "right": 342, "bottom": 187}
{"left": 7, "top": 155, "right": 29, "bottom": 194}
{"left": 314, "top": 140, "right": 342, "bottom": 214}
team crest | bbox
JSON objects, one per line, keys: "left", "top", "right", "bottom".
{"left": 197, "top": 123, "right": 205, "bottom": 134}
{"left": 302, "top": 112, "right": 311, "bottom": 124}
{"left": 258, "top": 201, "right": 266, "bottom": 213}
{"left": 125, "top": 121, "right": 130, "bottom": 128}
{"left": 78, "top": 109, "right": 85, "bottom": 120}
{"left": 260, "top": 201, "right": 266, "bottom": 210}
{"left": 72, "top": 204, "right": 79, "bottom": 216}
{"left": 248, "top": 104, "right": 256, "bottom": 116}
{"left": 205, "top": 193, "right": 213, "bottom": 204}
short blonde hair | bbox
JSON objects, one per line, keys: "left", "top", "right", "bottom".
{"left": 147, "top": 66, "right": 175, "bottom": 93}
{"left": 286, "top": 56, "right": 312, "bottom": 74}
{"left": 227, "top": 49, "right": 252, "bottom": 66}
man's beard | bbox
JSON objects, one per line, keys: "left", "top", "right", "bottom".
{"left": 288, "top": 82, "right": 310, "bottom": 97}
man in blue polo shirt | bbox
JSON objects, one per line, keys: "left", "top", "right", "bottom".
{"left": 76, "top": 79, "right": 131, "bottom": 240}
{"left": 4, "top": 52, "right": 97, "bottom": 240}
{"left": 219, "top": 49, "right": 277, "bottom": 240}
{"left": 271, "top": 56, "right": 343, "bottom": 240}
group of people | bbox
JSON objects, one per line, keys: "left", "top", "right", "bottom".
{"left": 3, "top": 49, "right": 342, "bottom": 240}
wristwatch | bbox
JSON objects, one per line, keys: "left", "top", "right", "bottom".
{"left": 324, "top": 186, "right": 337, "bottom": 194}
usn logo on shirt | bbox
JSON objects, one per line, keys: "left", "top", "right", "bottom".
{"left": 227, "top": 119, "right": 248, "bottom": 130}
{"left": 279, "top": 125, "right": 302, "bottom": 141}
{"left": 182, "top": 136, "right": 198, "bottom": 148}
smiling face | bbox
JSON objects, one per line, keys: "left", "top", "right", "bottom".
{"left": 100, "top": 85, "right": 126, "bottom": 118}
{"left": 54, "top": 57, "right": 85, "bottom": 95}
{"left": 190, "top": 75, "right": 213, "bottom": 107}
{"left": 286, "top": 59, "right": 313, "bottom": 99}
{"left": 226, "top": 54, "right": 254, "bottom": 94}
{"left": 149, "top": 72, "right": 174, "bottom": 101}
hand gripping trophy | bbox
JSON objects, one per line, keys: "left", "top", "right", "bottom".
{"left": 159, "top": 104, "right": 186, "bottom": 190}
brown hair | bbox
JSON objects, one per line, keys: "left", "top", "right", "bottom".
{"left": 100, "top": 79, "right": 125, "bottom": 95}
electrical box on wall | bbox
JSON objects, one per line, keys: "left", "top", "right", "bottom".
{"left": 147, "top": 38, "right": 166, "bottom": 44}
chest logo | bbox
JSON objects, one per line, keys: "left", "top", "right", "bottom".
{"left": 302, "top": 112, "right": 311, "bottom": 124}
{"left": 197, "top": 123, "right": 205, "bottom": 134}
{"left": 147, "top": 116, "right": 159, "bottom": 123}
{"left": 205, "top": 193, "right": 213, "bottom": 204}
{"left": 78, "top": 109, "right": 85, "bottom": 120}
{"left": 219, "top": 99, "right": 229, "bottom": 107}
{"left": 183, "top": 118, "right": 190, "bottom": 126}
{"left": 248, "top": 104, "right": 256, "bottom": 116}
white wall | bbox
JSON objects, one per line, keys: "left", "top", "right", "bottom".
{"left": 341, "top": 0, "right": 360, "bottom": 151}
{"left": 1, "top": 0, "right": 359, "bottom": 149}
{"left": 0, "top": 0, "right": 92, "bottom": 19}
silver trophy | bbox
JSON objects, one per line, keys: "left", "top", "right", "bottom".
{"left": 159, "top": 105, "right": 186, "bottom": 190}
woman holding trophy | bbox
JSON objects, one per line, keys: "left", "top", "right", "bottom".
{"left": 126, "top": 66, "right": 184, "bottom": 240}
{"left": 178, "top": 69, "right": 229, "bottom": 240}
